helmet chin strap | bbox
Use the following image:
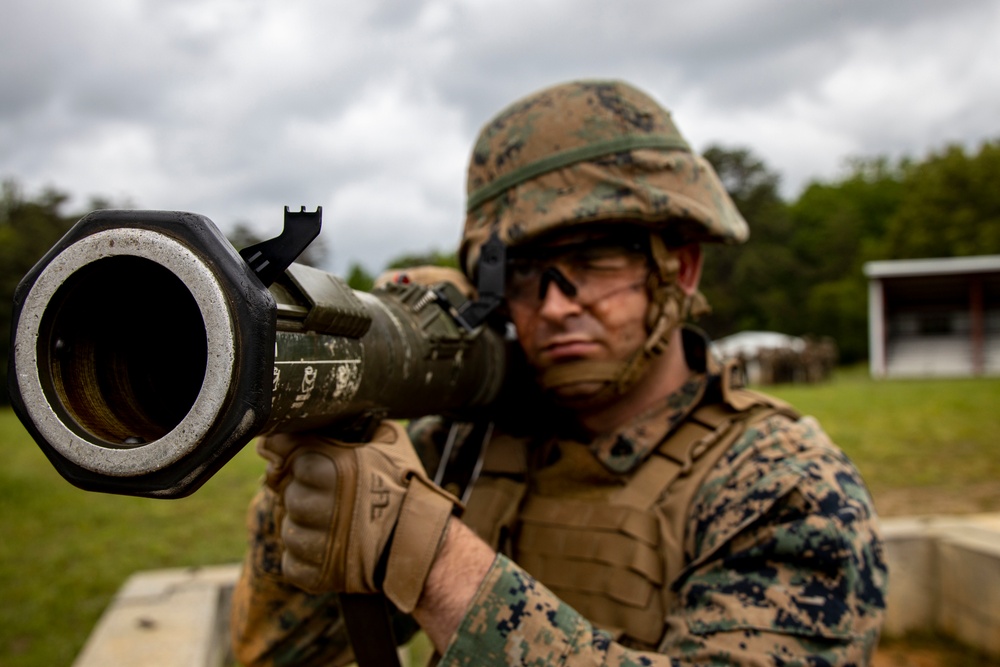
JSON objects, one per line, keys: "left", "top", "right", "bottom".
{"left": 537, "top": 233, "right": 708, "bottom": 410}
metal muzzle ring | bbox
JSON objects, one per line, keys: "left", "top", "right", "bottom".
{"left": 13, "top": 228, "right": 236, "bottom": 477}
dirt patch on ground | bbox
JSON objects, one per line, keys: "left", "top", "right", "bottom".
{"left": 872, "top": 481, "right": 1000, "bottom": 517}
{"left": 874, "top": 633, "right": 999, "bottom": 667}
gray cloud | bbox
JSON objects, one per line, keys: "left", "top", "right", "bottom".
{"left": 2, "top": 0, "right": 998, "bottom": 274}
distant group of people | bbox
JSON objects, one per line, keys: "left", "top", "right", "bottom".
{"left": 730, "top": 336, "right": 839, "bottom": 386}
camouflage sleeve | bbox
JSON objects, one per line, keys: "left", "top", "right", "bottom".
{"left": 437, "top": 415, "right": 888, "bottom": 666}
{"left": 666, "top": 413, "right": 888, "bottom": 664}
{"left": 439, "top": 554, "right": 675, "bottom": 666}
{"left": 230, "top": 487, "right": 354, "bottom": 667}
{"left": 229, "top": 420, "right": 447, "bottom": 667}
{"left": 229, "top": 487, "right": 423, "bottom": 666}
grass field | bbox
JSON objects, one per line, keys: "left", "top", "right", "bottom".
{"left": 0, "top": 411, "right": 265, "bottom": 667}
{"left": 766, "top": 366, "right": 1000, "bottom": 514}
{"left": 2, "top": 367, "right": 1000, "bottom": 666}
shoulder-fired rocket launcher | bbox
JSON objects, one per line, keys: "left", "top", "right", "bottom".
{"left": 7, "top": 208, "right": 507, "bottom": 498}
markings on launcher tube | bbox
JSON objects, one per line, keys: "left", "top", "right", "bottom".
{"left": 290, "top": 365, "right": 317, "bottom": 408}
{"left": 271, "top": 367, "right": 281, "bottom": 405}
{"left": 274, "top": 359, "right": 363, "bottom": 409}
{"left": 300, "top": 365, "right": 317, "bottom": 394}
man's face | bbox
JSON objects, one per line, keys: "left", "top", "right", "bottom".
{"left": 504, "top": 229, "right": 651, "bottom": 392}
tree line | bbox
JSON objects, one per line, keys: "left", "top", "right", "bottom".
{"left": 2, "top": 138, "right": 998, "bottom": 402}
{"left": 698, "top": 140, "right": 1000, "bottom": 362}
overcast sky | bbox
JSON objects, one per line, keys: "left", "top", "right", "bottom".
{"left": 3, "top": 0, "right": 999, "bottom": 275}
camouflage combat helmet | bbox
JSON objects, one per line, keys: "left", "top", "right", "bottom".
{"left": 460, "top": 79, "right": 748, "bottom": 276}
{"left": 460, "top": 79, "right": 749, "bottom": 407}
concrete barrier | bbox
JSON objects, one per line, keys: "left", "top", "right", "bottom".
{"left": 72, "top": 564, "right": 239, "bottom": 667}
{"left": 881, "top": 513, "right": 1000, "bottom": 657}
{"left": 74, "top": 514, "right": 1000, "bottom": 665}
{"left": 933, "top": 518, "right": 1000, "bottom": 655}
{"left": 71, "top": 563, "right": 419, "bottom": 667}
{"left": 881, "top": 517, "right": 937, "bottom": 635}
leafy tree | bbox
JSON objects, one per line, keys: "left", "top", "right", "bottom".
{"left": 344, "top": 263, "right": 375, "bottom": 292}
{"left": 699, "top": 145, "right": 797, "bottom": 340}
{"left": 788, "top": 158, "right": 905, "bottom": 361}
{"left": 0, "top": 181, "right": 80, "bottom": 403}
{"left": 880, "top": 141, "right": 1000, "bottom": 259}
{"left": 385, "top": 249, "right": 459, "bottom": 270}
{"left": 338, "top": 250, "right": 458, "bottom": 293}
{"left": 226, "top": 221, "right": 263, "bottom": 253}
{"left": 702, "top": 146, "right": 784, "bottom": 221}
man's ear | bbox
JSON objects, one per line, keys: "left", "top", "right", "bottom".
{"left": 676, "top": 244, "right": 703, "bottom": 296}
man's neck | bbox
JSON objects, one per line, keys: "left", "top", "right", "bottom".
{"left": 575, "top": 330, "right": 692, "bottom": 435}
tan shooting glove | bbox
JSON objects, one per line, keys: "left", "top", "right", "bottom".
{"left": 257, "top": 421, "right": 461, "bottom": 613}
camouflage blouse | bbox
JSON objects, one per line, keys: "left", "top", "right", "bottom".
{"left": 437, "top": 403, "right": 887, "bottom": 665}
{"left": 232, "top": 366, "right": 887, "bottom": 666}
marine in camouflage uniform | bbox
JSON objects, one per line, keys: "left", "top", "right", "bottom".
{"left": 231, "top": 80, "right": 887, "bottom": 666}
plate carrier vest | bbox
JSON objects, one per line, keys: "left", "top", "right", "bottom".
{"left": 459, "top": 362, "right": 800, "bottom": 649}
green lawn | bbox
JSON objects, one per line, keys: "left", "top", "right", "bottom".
{"left": 766, "top": 366, "right": 1000, "bottom": 493}
{"left": 0, "top": 410, "right": 264, "bottom": 667}
{"left": 2, "top": 368, "right": 1000, "bottom": 666}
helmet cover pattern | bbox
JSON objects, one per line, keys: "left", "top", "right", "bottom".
{"left": 460, "top": 79, "right": 748, "bottom": 277}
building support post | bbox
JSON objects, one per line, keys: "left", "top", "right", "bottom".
{"left": 869, "top": 278, "right": 887, "bottom": 378}
{"left": 970, "top": 276, "right": 984, "bottom": 376}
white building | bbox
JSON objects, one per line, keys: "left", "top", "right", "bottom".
{"left": 864, "top": 255, "right": 1000, "bottom": 378}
